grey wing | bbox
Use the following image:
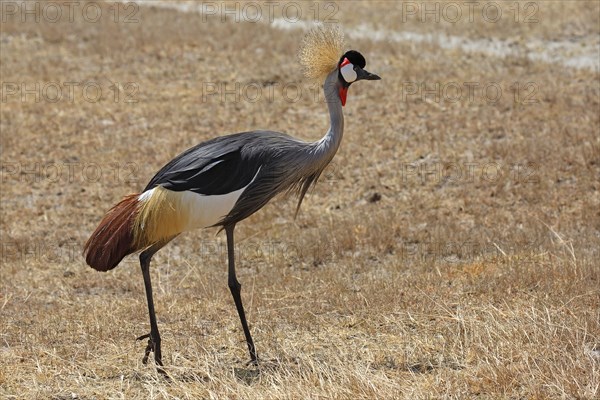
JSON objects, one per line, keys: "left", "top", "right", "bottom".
{"left": 144, "top": 133, "right": 262, "bottom": 196}
{"left": 219, "top": 134, "right": 319, "bottom": 225}
{"left": 142, "top": 129, "right": 313, "bottom": 227}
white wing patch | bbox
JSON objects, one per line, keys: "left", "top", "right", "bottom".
{"left": 137, "top": 167, "right": 262, "bottom": 231}
{"left": 184, "top": 166, "right": 261, "bottom": 229}
{"left": 182, "top": 185, "right": 246, "bottom": 229}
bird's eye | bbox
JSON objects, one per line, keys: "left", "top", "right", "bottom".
{"left": 340, "top": 62, "right": 357, "bottom": 83}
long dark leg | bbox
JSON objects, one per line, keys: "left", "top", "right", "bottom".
{"left": 225, "top": 225, "right": 258, "bottom": 364}
{"left": 136, "top": 237, "right": 176, "bottom": 375}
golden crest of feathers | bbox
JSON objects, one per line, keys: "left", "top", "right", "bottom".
{"left": 299, "top": 25, "right": 345, "bottom": 81}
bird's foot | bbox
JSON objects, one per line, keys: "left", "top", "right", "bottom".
{"left": 246, "top": 354, "right": 259, "bottom": 367}
{"left": 234, "top": 354, "right": 260, "bottom": 383}
{"left": 136, "top": 333, "right": 169, "bottom": 378}
{"left": 136, "top": 333, "right": 155, "bottom": 364}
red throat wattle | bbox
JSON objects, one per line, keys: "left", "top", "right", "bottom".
{"left": 339, "top": 86, "right": 348, "bottom": 106}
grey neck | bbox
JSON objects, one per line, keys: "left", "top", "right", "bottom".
{"left": 312, "top": 70, "right": 344, "bottom": 159}
{"left": 284, "top": 70, "right": 346, "bottom": 215}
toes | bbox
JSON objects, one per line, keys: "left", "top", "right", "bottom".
{"left": 246, "top": 357, "right": 259, "bottom": 367}
{"left": 137, "top": 333, "right": 163, "bottom": 368}
{"left": 136, "top": 333, "right": 150, "bottom": 341}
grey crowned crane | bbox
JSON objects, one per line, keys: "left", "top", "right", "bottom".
{"left": 84, "top": 26, "right": 380, "bottom": 374}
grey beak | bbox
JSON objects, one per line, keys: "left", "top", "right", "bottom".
{"left": 357, "top": 68, "right": 381, "bottom": 81}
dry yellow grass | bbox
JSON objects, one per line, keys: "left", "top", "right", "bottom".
{"left": 1, "top": 1, "right": 599, "bottom": 399}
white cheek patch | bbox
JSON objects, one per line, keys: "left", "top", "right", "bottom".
{"left": 340, "top": 62, "right": 357, "bottom": 83}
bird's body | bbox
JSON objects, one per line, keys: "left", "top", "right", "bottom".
{"left": 85, "top": 69, "right": 345, "bottom": 271}
{"left": 144, "top": 128, "right": 334, "bottom": 234}
{"left": 83, "top": 26, "right": 379, "bottom": 374}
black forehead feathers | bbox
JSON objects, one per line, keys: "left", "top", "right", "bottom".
{"left": 339, "top": 50, "right": 366, "bottom": 69}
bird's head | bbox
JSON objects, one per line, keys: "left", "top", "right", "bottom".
{"left": 299, "top": 25, "right": 381, "bottom": 107}
{"left": 337, "top": 50, "right": 381, "bottom": 106}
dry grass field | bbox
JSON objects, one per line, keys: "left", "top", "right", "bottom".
{"left": 1, "top": 1, "right": 599, "bottom": 398}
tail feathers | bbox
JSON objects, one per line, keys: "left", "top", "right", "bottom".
{"left": 84, "top": 194, "right": 140, "bottom": 271}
